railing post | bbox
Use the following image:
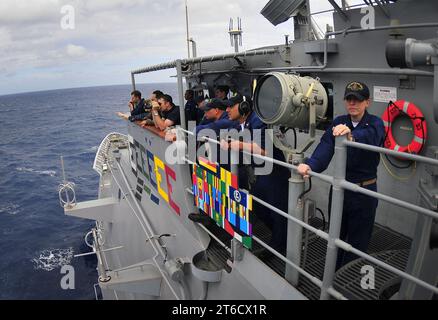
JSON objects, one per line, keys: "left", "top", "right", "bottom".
{"left": 131, "top": 73, "right": 136, "bottom": 91}
{"left": 93, "top": 228, "right": 111, "bottom": 283}
{"left": 176, "top": 59, "right": 187, "bottom": 131}
{"left": 230, "top": 146, "right": 239, "bottom": 178}
{"left": 285, "top": 153, "right": 305, "bottom": 286}
{"left": 320, "top": 135, "right": 347, "bottom": 300}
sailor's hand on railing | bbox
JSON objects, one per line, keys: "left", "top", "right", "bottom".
{"left": 229, "top": 140, "right": 242, "bottom": 151}
{"left": 165, "top": 129, "right": 177, "bottom": 142}
{"left": 220, "top": 139, "right": 230, "bottom": 150}
{"left": 220, "top": 138, "right": 241, "bottom": 151}
{"left": 332, "top": 124, "right": 352, "bottom": 141}
{"left": 116, "top": 112, "right": 129, "bottom": 120}
{"left": 297, "top": 163, "right": 311, "bottom": 178}
{"left": 140, "top": 119, "right": 154, "bottom": 126}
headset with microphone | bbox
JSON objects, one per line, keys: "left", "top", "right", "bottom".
{"left": 238, "top": 95, "right": 252, "bottom": 116}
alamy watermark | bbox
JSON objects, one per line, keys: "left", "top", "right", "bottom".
{"left": 360, "top": 265, "right": 375, "bottom": 290}
{"left": 60, "top": 265, "right": 75, "bottom": 290}
{"left": 60, "top": 5, "right": 75, "bottom": 30}
{"left": 164, "top": 121, "right": 275, "bottom": 176}
{"left": 360, "top": 5, "right": 375, "bottom": 30}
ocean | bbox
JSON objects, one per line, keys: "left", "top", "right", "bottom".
{"left": 0, "top": 83, "right": 178, "bottom": 299}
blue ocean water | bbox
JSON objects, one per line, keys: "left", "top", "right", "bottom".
{"left": 0, "top": 83, "right": 178, "bottom": 299}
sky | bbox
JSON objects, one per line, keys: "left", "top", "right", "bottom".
{"left": 0, "top": 0, "right": 361, "bottom": 95}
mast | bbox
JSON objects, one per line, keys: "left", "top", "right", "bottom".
{"left": 185, "top": 0, "right": 190, "bottom": 58}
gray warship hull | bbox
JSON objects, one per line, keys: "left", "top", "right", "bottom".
{"left": 62, "top": 0, "right": 438, "bottom": 300}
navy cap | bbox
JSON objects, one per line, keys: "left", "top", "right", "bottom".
{"left": 194, "top": 96, "right": 205, "bottom": 104}
{"left": 201, "top": 98, "right": 227, "bottom": 111}
{"left": 344, "top": 81, "right": 370, "bottom": 101}
{"left": 224, "top": 94, "right": 245, "bottom": 107}
{"left": 215, "top": 85, "right": 229, "bottom": 93}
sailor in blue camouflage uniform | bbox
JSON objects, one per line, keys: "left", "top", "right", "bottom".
{"left": 222, "top": 94, "right": 290, "bottom": 255}
{"left": 297, "top": 81, "right": 385, "bottom": 269}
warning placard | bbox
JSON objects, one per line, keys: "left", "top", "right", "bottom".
{"left": 373, "top": 86, "right": 397, "bottom": 103}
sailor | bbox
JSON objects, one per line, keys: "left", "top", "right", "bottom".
{"left": 135, "top": 90, "right": 163, "bottom": 124}
{"left": 116, "top": 90, "right": 163, "bottom": 123}
{"left": 195, "top": 98, "right": 239, "bottom": 136}
{"left": 166, "top": 98, "right": 238, "bottom": 142}
{"left": 297, "top": 81, "right": 385, "bottom": 269}
{"left": 184, "top": 89, "right": 197, "bottom": 127}
{"left": 193, "top": 95, "right": 208, "bottom": 124}
{"left": 151, "top": 94, "right": 181, "bottom": 131}
{"left": 214, "top": 85, "right": 230, "bottom": 100}
{"left": 116, "top": 90, "right": 145, "bottom": 120}
{"left": 128, "top": 90, "right": 146, "bottom": 116}
{"left": 221, "top": 94, "right": 289, "bottom": 256}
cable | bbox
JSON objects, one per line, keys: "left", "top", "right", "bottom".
{"left": 279, "top": 126, "right": 297, "bottom": 149}
{"left": 381, "top": 154, "right": 417, "bottom": 181}
{"left": 311, "top": 16, "right": 324, "bottom": 39}
{"left": 316, "top": 208, "right": 327, "bottom": 231}
{"left": 298, "top": 177, "right": 312, "bottom": 201}
{"left": 292, "top": 128, "right": 297, "bottom": 149}
{"left": 163, "top": 245, "right": 168, "bottom": 263}
{"left": 384, "top": 154, "right": 413, "bottom": 169}
{"left": 158, "top": 234, "right": 173, "bottom": 263}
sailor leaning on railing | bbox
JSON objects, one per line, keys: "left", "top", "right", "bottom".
{"left": 116, "top": 89, "right": 163, "bottom": 124}
{"left": 297, "top": 81, "right": 385, "bottom": 270}
{"left": 166, "top": 93, "right": 290, "bottom": 256}
{"left": 218, "top": 94, "right": 290, "bottom": 257}
{"left": 117, "top": 91, "right": 182, "bottom": 131}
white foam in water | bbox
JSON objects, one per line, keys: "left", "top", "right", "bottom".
{"left": 0, "top": 203, "right": 21, "bottom": 215}
{"left": 31, "top": 248, "right": 74, "bottom": 271}
{"left": 16, "top": 167, "right": 56, "bottom": 177}
{"left": 81, "top": 146, "right": 99, "bottom": 154}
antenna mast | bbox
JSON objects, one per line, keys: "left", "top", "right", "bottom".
{"left": 185, "top": 0, "right": 190, "bottom": 58}
{"left": 229, "top": 17, "right": 243, "bottom": 53}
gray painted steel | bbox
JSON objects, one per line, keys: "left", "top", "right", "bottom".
{"left": 64, "top": 0, "right": 438, "bottom": 300}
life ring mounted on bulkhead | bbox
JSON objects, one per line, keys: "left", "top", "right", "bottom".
{"left": 381, "top": 100, "right": 427, "bottom": 155}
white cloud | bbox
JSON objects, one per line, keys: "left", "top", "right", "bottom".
{"left": 0, "top": 0, "right": 365, "bottom": 95}
{"left": 66, "top": 44, "right": 87, "bottom": 57}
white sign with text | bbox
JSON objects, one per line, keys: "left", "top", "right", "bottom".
{"left": 374, "top": 86, "right": 397, "bottom": 103}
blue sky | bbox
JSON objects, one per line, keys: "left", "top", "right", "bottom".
{"left": 0, "top": 0, "right": 340, "bottom": 96}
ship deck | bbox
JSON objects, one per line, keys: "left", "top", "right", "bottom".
{"left": 109, "top": 124, "right": 414, "bottom": 300}
{"left": 204, "top": 216, "right": 412, "bottom": 300}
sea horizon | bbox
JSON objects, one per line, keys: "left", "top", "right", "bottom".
{"left": 0, "top": 82, "right": 179, "bottom": 299}
{"left": 0, "top": 82, "right": 178, "bottom": 98}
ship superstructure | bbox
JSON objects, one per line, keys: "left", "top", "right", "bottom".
{"left": 60, "top": 0, "right": 438, "bottom": 300}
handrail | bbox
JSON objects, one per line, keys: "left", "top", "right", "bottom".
{"left": 344, "top": 140, "right": 438, "bottom": 166}
{"left": 311, "top": 3, "right": 365, "bottom": 16}
{"left": 328, "top": 22, "right": 438, "bottom": 37}
{"left": 131, "top": 48, "right": 278, "bottom": 75}
{"left": 93, "top": 132, "right": 127, "bottom": 176}
{"left": 109, "top": 159, "right": 184, "bottom": 300}
{"left": 340, "top": 179, "right": 438, "bottom": 220}
{"left": 176, "top": 127, "right": 438, "bottom": 299}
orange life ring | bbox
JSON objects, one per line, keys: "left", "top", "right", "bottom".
{"left": 381, "top": 100, "right": 427, "bottom": 154}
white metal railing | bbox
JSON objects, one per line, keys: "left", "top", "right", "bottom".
{"left": 93, "top": 132, "right": 128, "bottom": 176}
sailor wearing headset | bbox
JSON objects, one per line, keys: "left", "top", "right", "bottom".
{"left": 220, "top": 94, "right": 290, "bottom": 256}
{"left": 297, "top": 81, "right": 385, "bottom": 269}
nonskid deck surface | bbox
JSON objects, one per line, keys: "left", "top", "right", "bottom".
{"left": 204, "top": 216, "right": 412, "bottom": 300}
